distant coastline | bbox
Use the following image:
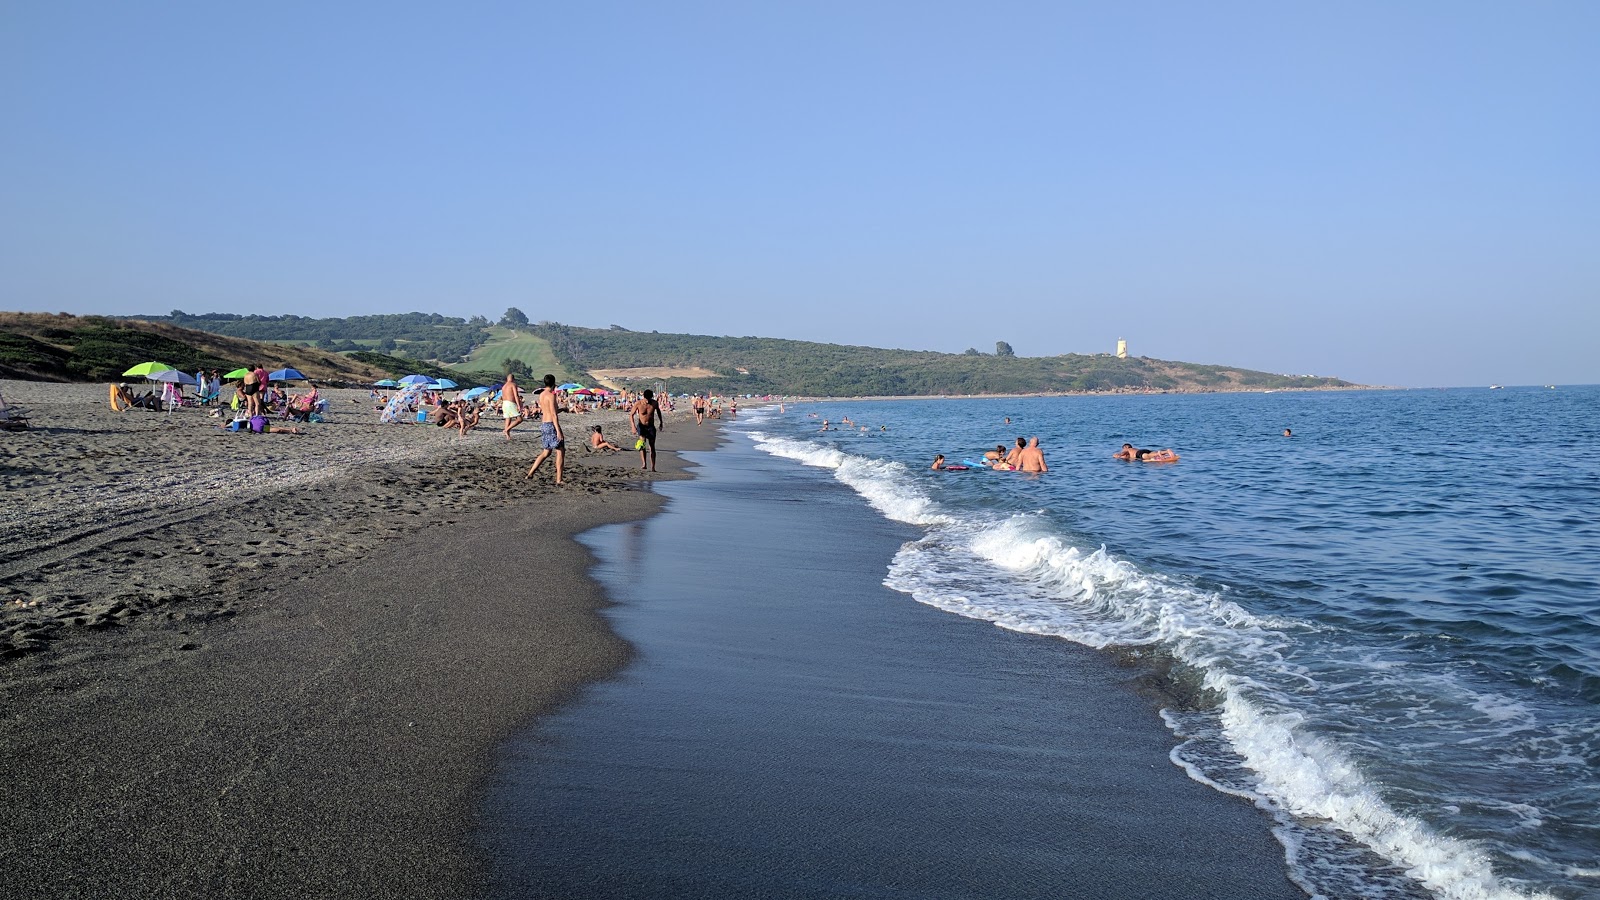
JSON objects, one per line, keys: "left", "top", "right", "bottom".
{"left": 3, "top": 310, "right": 1367, "bottom": 396}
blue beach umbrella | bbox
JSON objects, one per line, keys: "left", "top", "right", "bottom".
{"left": 398, "top": 374, "right": 432, "bottom": 385}
{"left": 463, "top": 387, "right": 492, "bottom": 400}
{"left": 558, "top": 382, "right": 584, "bottom": 391}
{"left": 374, "top": 379, "right": 399, "bottom": 388}
{"left": 269, "top": 367, "right": 307, "bottom": 381}
{"left": 431, "top": 378, "right": 458, "bottom": 390}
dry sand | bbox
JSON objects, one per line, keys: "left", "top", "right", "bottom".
{"left": 0, "top": 380, "right": 720, "bottom": 899}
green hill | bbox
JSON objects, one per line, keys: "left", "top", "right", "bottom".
{"left": 532, "top": 322, "right": 1355, "bottom": 396}
{"left": 11, "top": 310, "right": 1358, "bottom": 396}
{"left": 465, "top": 327, "right": 575, "bottom": 382}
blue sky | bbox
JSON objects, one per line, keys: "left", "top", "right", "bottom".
{"left": 3, "top": 1, "right": 1595, "bottom": 387}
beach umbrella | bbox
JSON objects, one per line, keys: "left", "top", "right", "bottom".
{"left": 122, "top": 362, "right": 174, "bottom": 377}
{"left": 223, "top": 368, "right": 251, "bottom": 380}
{"left": 558, "top": 382, "right": 584, "bottom": 391}
{"left": 374, "top": 379, "right": 399, "bottom": 388}
{"left": 269, "top": 367, "right": 308, "bottom": 381}
{"left": 572, "top": 388, "right": 596, "bottom": 395}
{"left": 431, "top": 378, "right": 458, "bottom": 390}
{"left": 462, "top": 387, "right": 491, "bottom": 400}
{"left": 145, "top": 369, "right": 197, "bottom": 385}
{"left": 398, "top": 374, "right": 432, "bottom": 385}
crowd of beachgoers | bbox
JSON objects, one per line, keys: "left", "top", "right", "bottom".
{"left": 0, "top": 372, "right": 761, "bottom": 662}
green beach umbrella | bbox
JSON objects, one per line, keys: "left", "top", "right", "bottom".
{"left": 223, "top": 368, "right": 251, "bottom": 379}
{"left": 122, "top": 362, "right": 174, "bottom": 377}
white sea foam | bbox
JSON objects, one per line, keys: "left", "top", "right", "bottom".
{"left": 746, "top": 429, "right": 1561, "bottom": 900}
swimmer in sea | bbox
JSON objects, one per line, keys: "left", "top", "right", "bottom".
{"left": 1018, "top": 437, "right": 1047, "bottom": 473}
{"left": 1283, "top": 428, "right": 1292, "bottom": 437}
{"left": 1115, "top": 443, "right": 1179, "bottom": 462}
{"left": 931, "top": 454, "right": 946, "bottom": 470}
{"left": 1005, "top": 437, "right": 1025, "bottom": 469}
{"left": 984, "top": 444, "right": 1006, "bottom": 462}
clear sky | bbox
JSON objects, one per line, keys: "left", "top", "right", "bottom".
{"left": 3, "top": 2, "right": 1595, "bottom": 387}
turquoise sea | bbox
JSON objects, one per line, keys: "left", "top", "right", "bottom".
{"left": 739, "top": 386, "right": 1599, "bottom": 899}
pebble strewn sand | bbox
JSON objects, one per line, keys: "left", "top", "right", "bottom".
{"left": 1, "top": 380, "right": 677, "bottom": 658}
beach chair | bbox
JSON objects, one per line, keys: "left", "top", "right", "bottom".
{"left": 0, "top": 387, "right": 30, "bottom": 431}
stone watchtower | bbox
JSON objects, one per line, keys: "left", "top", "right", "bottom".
{"left": 1116, "top": 338, "right": 1128, "bottom": 359}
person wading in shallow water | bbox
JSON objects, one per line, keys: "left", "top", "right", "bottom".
{"left": 525, "top": 374, "right": 565, "bottom": 484}
{"left": 1018, "top": 437, "right": 1048, "bottom": 473}
{"left": 630, "top": 389, "right": 664, "bottom": 473}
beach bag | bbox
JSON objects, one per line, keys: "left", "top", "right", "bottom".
{"left": 248, "top": 415, "right": 268, "bottom": 433}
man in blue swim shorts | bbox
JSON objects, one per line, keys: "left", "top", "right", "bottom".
{"left": 525, "top": 373, "right": 566, "bottom": 484}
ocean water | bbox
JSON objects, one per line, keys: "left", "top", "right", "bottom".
{"left": 742, "top": 387, "right": 1600, "bottom": 900}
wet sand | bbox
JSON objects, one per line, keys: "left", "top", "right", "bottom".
{"left": 480, "top": 434, "right": 1305, "bottom": 899}
{"left": 0, "top": 380, "right": 722, "bottom": 899}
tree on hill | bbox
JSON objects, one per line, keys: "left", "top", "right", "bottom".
{"left": 995, "top": 340, "right": 1015, "bottom": 357}
{"left": 963, "top": 347, "right": 981, "bottom": 355}
{"left": 501, "top": 307, "right": 529, "bottom": 327}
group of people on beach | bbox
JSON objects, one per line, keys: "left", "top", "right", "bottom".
{"left": 502, "top": 373, "right": 667, "bottom": 485}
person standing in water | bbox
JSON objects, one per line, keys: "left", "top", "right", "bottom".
{"left": 525, "top": 374, "right": 565, "bottom": 484}
{"left": 630, "top": 388, "right": 664, "bottom": 473}
{"left": 1018, "top": 437, "right": 1048, "bottom": 472}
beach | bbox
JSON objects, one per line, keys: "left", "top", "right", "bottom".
{"left": 0, "top": 380, "right": 719, "bottom": 899}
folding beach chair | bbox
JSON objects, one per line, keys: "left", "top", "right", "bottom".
{"left": 0, "top": 386, "right": 31, "bottom": 431}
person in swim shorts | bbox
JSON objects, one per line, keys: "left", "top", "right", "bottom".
{"left": 630, "top": 388, "right": 664, "bottom": 473}
{"left": 500, "top": 373, "right": 525, "bottom": 440}
{"left": 525, "top": 374, "right": 565, "bottom": 484}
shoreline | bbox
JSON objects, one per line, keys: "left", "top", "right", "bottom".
{"left": 0, "top": 379, "right": 725, "bottom": 899}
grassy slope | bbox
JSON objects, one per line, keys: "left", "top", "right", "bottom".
{"left": 466, "top": 327, "right": 573, "bottom": 381}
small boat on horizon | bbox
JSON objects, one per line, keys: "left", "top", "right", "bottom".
{"left": 1490, "top": 384, "right": 1504, "bottom": 390}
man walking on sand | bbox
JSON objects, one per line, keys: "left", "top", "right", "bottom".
{"left": 525, "top": 374, "right": 565, "bottom": 484}
{"left": 630, "top": 388, "right": 664, "bottom": 473}
{"left": 501, "top": 373, "right": 525, "bottom": 440}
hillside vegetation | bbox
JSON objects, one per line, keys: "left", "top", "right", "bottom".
{"left": 531, "top": 322, "right": 1354, "bottom": 396}
{"left": 0, "top": 313, "right": 456, "bottom": 386}
{"left": 5, "top": 310, "right": 1355, "bottom": 395}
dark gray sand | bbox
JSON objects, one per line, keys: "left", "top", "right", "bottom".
{"left": 0, "top": 381, "right": 724, "bottom": 900}
{"left": 481, "top": 436, "right": 1304, "bottom": 899}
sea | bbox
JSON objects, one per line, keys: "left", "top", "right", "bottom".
{"left": 737, "top": 387, "right": 1600, "bottom": 900}
{"left": 483, "top": 386, "right": 1599, "bottom": 900}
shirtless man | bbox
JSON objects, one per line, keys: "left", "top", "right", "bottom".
{"left": 525, "top": 374, "right": 565, "bottom": 483}
{"left": 630, "top": 388, "right": 664, "bottom": 472}
{"left": 1018, "top": 437, "right": 1048, "bottom": 473}
{"left": 1005, "top": 437, "right": 1026, "bottom": 468}
{"left": 692, "top": 395, "right": 705, "bottom": 425}
{"left": 501, "top": 373, "right": 525, "bottom": 440}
